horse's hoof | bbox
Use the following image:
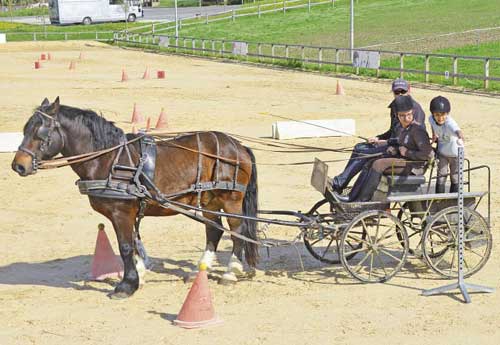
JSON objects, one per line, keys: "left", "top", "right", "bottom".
{"left": 219, "top": 272, "right": 238, "bottom": 285}
{"left": 109, "top": 291, "right": 131, "bottom": 300}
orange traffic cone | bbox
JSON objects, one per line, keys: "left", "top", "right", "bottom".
{"left": 40, "top": 53, "right": 46, "bottom": 61}
{"left": 142, "top": 67, "right": 150, "bottom": 80}
{"left": 174, "top": 264, "right": 222, "bottom": 329}
{"left": 336, "top": 80, "right": 345, "bottom": 95}
{"left": 130, "top": 103, "right": 143, "bottom": 124}
{"left": 155, "top": 108, "right": 169, "bottom": 130}
{"left": 145, "top": 117, "right": 151, "bottom": 132}
{"left": 34, "top": 61, "right": 41, "bottom": 69}
{"left": 90, "top": 224, "right": 124, "bottom": 281}
{"left": 69, "top": 61, "right": 76, "bottom": 70}
{"left": 121, "top": 69, "right": 128, "bottom": 82}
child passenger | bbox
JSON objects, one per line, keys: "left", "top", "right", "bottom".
{"left": 429, "top": 96, "right": 464, "bottom": 193}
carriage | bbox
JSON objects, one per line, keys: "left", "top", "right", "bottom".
{"left": 11, "top": 99, "right": 493, "bottom": 298}
{"left": 289, "top": 158, "right": 493, "bottom": 283}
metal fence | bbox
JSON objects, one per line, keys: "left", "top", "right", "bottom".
{"left": 114, "top": 32, "right": 500, "bottom": 89}
{"left": 5, "top": 31, "right": 115, "bottom": 42}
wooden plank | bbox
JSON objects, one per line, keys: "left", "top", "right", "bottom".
{"left": 273, "top": 119, "right": 355, "bottom": 140}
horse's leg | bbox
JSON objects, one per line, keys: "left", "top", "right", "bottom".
{"left": 108, "top": 212, "right": 141, "bottom": 299}
{"left": 220, "top": 200, "right": 246, "bottom": 284}
{"left": 198, "top": 214, "right": 223, "bottom": 270}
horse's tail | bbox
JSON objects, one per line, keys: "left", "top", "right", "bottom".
{"left": 242, "top": 146, "right": 259, "bottom": 268}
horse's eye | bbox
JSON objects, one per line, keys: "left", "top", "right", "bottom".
{"left": 36, "top": 126, "right": 50, "bottom": 140}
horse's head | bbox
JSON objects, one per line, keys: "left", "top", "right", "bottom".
{"left": 12, "top": 97, "right": 65, "bottom": 176}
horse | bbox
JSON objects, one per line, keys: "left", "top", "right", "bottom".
{"left": 11, "top": 97, "right": 259, "bottom": 299}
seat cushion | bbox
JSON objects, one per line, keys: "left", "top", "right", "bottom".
{"left": 386, "top": 175, "right": 426, "bottom": 186}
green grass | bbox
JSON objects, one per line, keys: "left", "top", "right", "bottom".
{"left": 169, "top": 0, "right": 500, "bottom": 51}
{"left": 159, "top": 0, "right": 202, "bottom": 7}
{"left": 0, "top": 7, "right": 48, "bottom": 17}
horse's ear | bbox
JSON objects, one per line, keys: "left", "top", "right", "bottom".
{"left": 52, "top": 97, "right": 60, "bottom": 116}
{"left": 41, "top": 98, "right": 50, "bottom": 107}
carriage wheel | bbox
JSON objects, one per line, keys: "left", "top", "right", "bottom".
{"left": 303, "top": 199, "right": 361, "bottom": 264}
{"left": 340, "top": 210, "right": 409, "bottom": 283}
{"left": 397, "top": 205, "right": 426, "bottom": 257}
{"left": 422, "top": 206, "right": 492, "bottom": 278}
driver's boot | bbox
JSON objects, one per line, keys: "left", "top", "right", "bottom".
{"left": 355, "top": 171, "right": 383, "bottom": 202}
{"left": 435, "top": 183, "right": 446, "bottom": 194}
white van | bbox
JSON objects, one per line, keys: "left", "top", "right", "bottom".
{"left": 49, "top": 0, "right": 143, "bottom": 25}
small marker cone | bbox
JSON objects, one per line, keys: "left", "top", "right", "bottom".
{"left": 130, "top": 103, "right": 143, "bottom": 124}
{"left": 155, "top": 108, "right": 169, "bottom": 130}
{"left": 34, "top": 61, "right": 41, "bottom": 69}
{"left": 40, "top": 53, "right": 46, "bottom": 61}
{"left": 90, "top": 224, "right": 124, "bottom": 281}
{"left": 121, "top": 69, "right": 128, "bottom": 82}
{"left": 157, "top": 70, "right": 165, "bottom": 79}
{"left": 142, "top": 67, "right": 150, "bottom": 80}
{"left": 145, "top": 117, "right": 151, "bottom": 132}
{"left": 69, "top": 61, "right": 76, "bottom": 70}
{"left": 336, "top": 80, "right": 345, "bottom": 95}
{"left": 174, "top": 265, "right": 222, "bottom": 329}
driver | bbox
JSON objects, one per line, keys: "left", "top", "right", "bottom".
{"left": 337, "top": 95, "right": 433, "bottom": 202}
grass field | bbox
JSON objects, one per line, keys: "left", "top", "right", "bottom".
{"left": 170, "top": 0, "right": 500, "bottom": 52}
{"left": 0, "top": 7, "right": 48, "bottom": 17}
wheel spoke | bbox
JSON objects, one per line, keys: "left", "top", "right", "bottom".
{"left": 374, "top": 252, "right": 388, "bottom": 276}
{"left": 448, "top": 245, "right": 457, "bottom": 275}
{"left": 379, "top": 249, "right": 403, "bottom": 264}
{"left": 443, "top": 214, "right": 457, "bottom": 241}
{"left": 343, "top": 246, "right": 368, "bottom": 257}
{"left": 377, "top": 225, "right": 397, "bottom": 244}
{"left": 320, "top": 237, "right": 335, "bottom": 259}
{"left": 369, "top": 251, "right": 374, "bottom": 280}
{"left": 352, "top": 250, "right": 372, "bottom": 272}
{"left": 464, "top": 246, "right": 485, "bottom": 258}
{"left": 360, "top": 219, "right": 373, "bottom": 245}
{"left": 374, "top": 213, "right": 381, "bottom": 242}
{"left": 347, "top": 234, "right": 370, "bottom": 246}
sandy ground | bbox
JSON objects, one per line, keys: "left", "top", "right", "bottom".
{"left": 1, "top": 41, "right": 500, "bottom": 345}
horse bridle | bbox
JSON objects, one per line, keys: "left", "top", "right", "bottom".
{"left": 18, "top": 110, "right": 65, "bottom": 172}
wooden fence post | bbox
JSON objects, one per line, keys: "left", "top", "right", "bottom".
{"left": 192, "top": 38, "right": 196, "bottom": 52}
{"left": 258, "top": 4, "right": 261, "bottom": 18}
{"left": 258, "top": 43, "right": 262, "bottom": 62}
{"left": 308, "top": 0, "right": 311, "bottom": 12}
{"left": 425, "top": 54, "right": 430, "bottom": 83}
{"left": 301, "top": 46, "right": 305, "bottom": 63}
{"left": 221, "top": 40, "right": 225, "bottom": 57}
{"left": 318, "top": 48, "right": 322, "bottom": 68}
{"left": 399, "top": 53, "right": 404, "bottom": 78}
{"left": 212, "top": 40, "right": 215, "bottom": 56}
{"left": 232, "top": 10, "right": 235, "bottom": 22}
{"left": 335, "top": 49, "right": 340, "bottom": 72}
{"left": 271, "top": 44, "right": 275, "bottom": 63}
{"left": 484, "top": 58, "right": 490, "bottom": 89}
{"left": 283, "top": 0, "right": 286, "bottom": 13}
{"left": 202, "top": 39, "right": 206, "bottom": 53}
{"left": 453, "top": 56, "right": 458, "bottom": 85}
{"left": 285, "top": 45, "right": 289, "bottom": 59}
{"left": 206, "top": 13, "right": 209, "bottom": 24}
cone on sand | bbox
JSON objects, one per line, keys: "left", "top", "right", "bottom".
{"left": 40, "top": 53, "right": 46, "bottom": 61}
{"left": 174, "top": 264, "right": 222, "bottom": 329}
{"left": 121, "top": 69, "right": 128, "bottom": 82}
{"left": 142, "top": 67, "right": 150, "bottom": 80}
{"left": 90, "top": 224, "right": 124, "bottom": 281}
{"left": 336, "top": 80, "right": 345, "bottom": 95}
{"left": 155, "top": 108, "right": 169, "bottom": 130}
{"left": 130, "top": 103, "right": 143, "bottom": 124}
{"left": 69, "top": 61, "right": 76, "bottom": 70}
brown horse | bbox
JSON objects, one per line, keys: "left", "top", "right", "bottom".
{"left": 11, "top": 97, "right": 259, "bottom": 299}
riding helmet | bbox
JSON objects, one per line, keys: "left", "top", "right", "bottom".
{"left": 430, "top": 96, "right": 451, "bottom": 113}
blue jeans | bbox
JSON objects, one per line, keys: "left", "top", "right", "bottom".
{"left": 334, "top": 142, "right": 387, "bottom": 190}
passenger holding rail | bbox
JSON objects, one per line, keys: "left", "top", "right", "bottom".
{"left": 429, "top": 96, "right": 464, "bottom": 194}
{"left": 336, "top": 96, "right": 434, "bottom": 202}
{"left": 331, "top": 78, "right": 426, "bottom": 193}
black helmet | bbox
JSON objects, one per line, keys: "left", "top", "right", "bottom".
{"left": 430, "top": 96, "right": 451, "bottom": 113}
{"left": 394, "top": 95, "right": 413, "bottom": 113}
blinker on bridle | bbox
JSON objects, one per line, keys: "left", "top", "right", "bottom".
{"left": 17, "top": 110, "right": 65, "bottom": 172}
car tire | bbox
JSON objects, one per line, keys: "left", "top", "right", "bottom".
{"left": 82, "top": 17, "right": 92, "bottom": 25}
{"left": 127, "top": 14, "right": 136, "bottom": 22}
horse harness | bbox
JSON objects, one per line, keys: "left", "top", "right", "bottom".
{"left": 76, "top": 132, "right": 248, "bottom": 210}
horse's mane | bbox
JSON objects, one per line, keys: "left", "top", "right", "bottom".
{"left": 27, "top": 105, "right": 125, "bottom": 150}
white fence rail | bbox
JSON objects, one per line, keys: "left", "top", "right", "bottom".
{"left": 114, "top": 32, "right": 500, "bottom": 89}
